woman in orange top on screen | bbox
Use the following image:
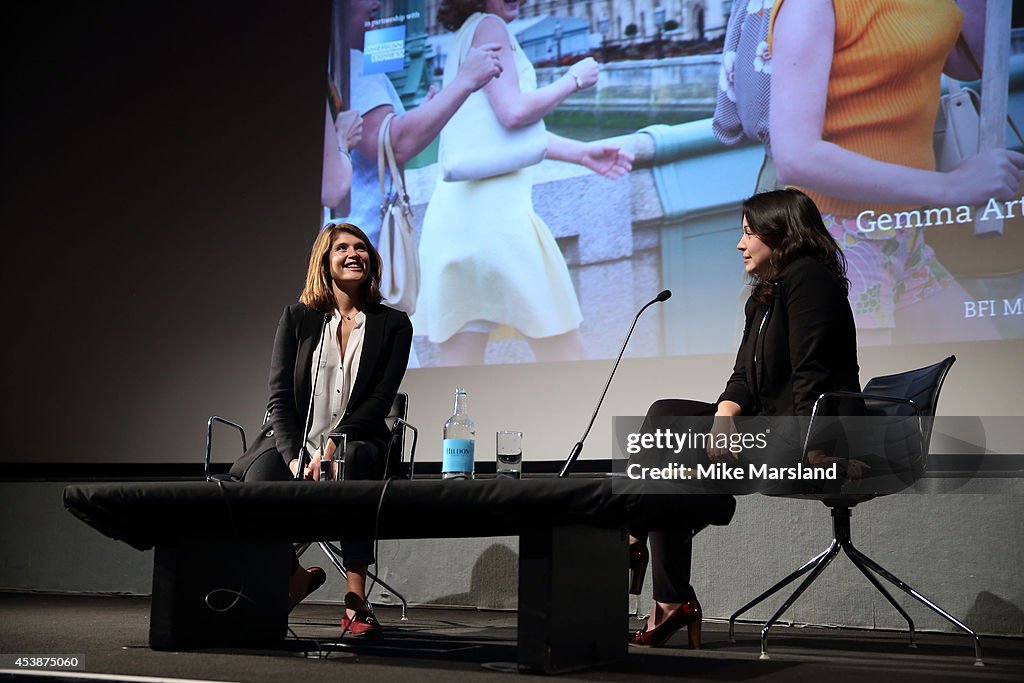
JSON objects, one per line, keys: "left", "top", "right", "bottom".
{"left": 769, "top": 0, "right": 1024, "bottom": 343}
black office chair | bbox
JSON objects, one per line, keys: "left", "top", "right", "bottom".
{"left": 727, "top": 356, "right": 983, "bottom": 665}
{"left": 381, "top": 391, "right": 419, "bottom": 481}
{"left": 203, "top": 392, "right": 419, "bottom": 619}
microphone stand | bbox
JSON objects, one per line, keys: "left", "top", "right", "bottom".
{"left": 558, "top": 291, "right": 671, "bottom": 478}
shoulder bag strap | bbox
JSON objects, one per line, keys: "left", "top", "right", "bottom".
{"left": 956, "top": 33, "right": 1023, "bottom": 146}
{"left": 378, "top": 111, "right": 396, "bottom": 216}
{"left": 382, "top": 115, "right": 411, "bottom": 214}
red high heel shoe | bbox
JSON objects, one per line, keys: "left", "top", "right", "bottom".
{"left": 629, "top": 600, "right": 702, "bottom": 648}
{"left": 628, "top": 541, "right": 649, "bottom": 595}
{"left": 340, "top": 591, "right": 383, "bottom": 637}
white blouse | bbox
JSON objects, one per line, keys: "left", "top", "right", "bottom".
{"left": 305, "top": 309, "right": 366, "bottom": 456}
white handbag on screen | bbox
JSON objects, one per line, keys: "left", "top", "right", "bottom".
{"left": 439, "top": 13, "right": 547, "bottom": 182}
{"left": 933, "top": 36, "right": 1023, "bottom": 173}
{"left": 933, "top": 82, "right": 981, "bottom": 172}
{"left": 377, "top": 112, "right": 420, "bottom": 314}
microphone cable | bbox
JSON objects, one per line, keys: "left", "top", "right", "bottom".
{"left": 203, "top": 478, "right": 323, "bottom": 657}
{"left": 295, "top": 313, "right": 332, "bottom": 480}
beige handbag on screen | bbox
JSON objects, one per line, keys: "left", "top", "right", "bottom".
{"left": 377, "top": 112, "right": 420, "bottom": 314}
{"left": 933, "top": 82, "right": 981, "bottom": 173}
{"left": 927, "top": 31, "right": 1024, "bottom": 277}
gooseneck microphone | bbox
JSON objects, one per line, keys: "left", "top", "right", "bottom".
{"left": 558, "top": 289, "right": 672, "bottom": 478}
{"left": 294, "top": 313, "right": 332, "bottom": 480}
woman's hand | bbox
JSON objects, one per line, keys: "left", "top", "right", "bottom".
{"left": 455, "top": 43, "right": 503, "bottom": 92}
{"left": 943, "top": 149, "right": 1024, "bottom": 206}
{"left": 579, "top": 143, "right": 634, "bottom": 179}
{"left": 335, "top": 110, "right": 363, "bottom": 153}
{"left": 288, "top": 454, "right": 322, "bottom": 480}
{"left": 806, "top": 449, "right": 870, "bottom": 482}
{"left": 707, "top": 414, "right": 739, "bottom": 462}
{"left": 308, "top": 454, "right": 323, "bottom": 481}
{"left": 567, "top": 57, "right": 600, "bottom": 90}
{"left": 369, "top": 43, "right": 500, "bottom": 166}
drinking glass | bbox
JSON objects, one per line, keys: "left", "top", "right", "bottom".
{"left": 496, "top": 431, "right": 522, "bottom": 479}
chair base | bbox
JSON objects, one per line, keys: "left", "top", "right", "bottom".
{"left": 295, "top": 541, "right": 410, "bottom": 620}
{"left": 316, "top": 541, "right": 410, "bottom": 620}
{"left": 727, "top": 506, "right": 983, "bottom": 666}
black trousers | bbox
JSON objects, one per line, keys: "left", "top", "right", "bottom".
{"left": 236, "top": 439, "right": 386, "bottom": 569}
{"left": 629, "top": 399, "right": 716, "bottom": 604}
{"left": 630, "top": 398, "right": 816, "bottom": 603}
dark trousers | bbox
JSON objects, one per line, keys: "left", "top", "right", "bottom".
{"left": 630, "top": 398, "right": 811, "bottom": 602}
{"left": 629, "top": 399, "right": 716, "bottom": 604}
{"left": 236, "top": 439, "right": 385, "bottom": 569}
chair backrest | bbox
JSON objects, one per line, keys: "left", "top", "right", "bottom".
{"left": 862, "top": 355, "right": 956, "bottom": 454}
{"left": 383, "top": 392, "right": 409, "bottom": 479}
{"left": 841, "top": 355, "right": 955, "bottom": 493}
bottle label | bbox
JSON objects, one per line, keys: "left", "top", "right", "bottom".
{"left": 442, "top": 438, "right": 475, "bottom": 474}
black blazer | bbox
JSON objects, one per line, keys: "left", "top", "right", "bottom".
{"left": 718, "top": 257, "right": 861, "bottom": 419}
{"left": 266, "top": 302, "right": 412, "bottom": 466}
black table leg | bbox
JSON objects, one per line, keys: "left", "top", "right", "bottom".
{"left": 150, "top": 536, "right": 292, "bottom": 650}
{"left": 518, "top": 524, "right": 629, "bottom": 674}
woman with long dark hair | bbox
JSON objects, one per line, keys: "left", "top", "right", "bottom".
{"left": 629, "top": 188, "right": 861, "bottom": 648}
{"left": 230, "top": 222, "right": 412, "bottom": 636}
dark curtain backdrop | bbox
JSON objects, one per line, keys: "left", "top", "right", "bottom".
{"left": 2, "top": 1, "right": 332, "bottom": 463}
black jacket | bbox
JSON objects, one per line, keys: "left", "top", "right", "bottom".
{"left": 718, "top": 257, "right": 861, "bottom": 419}
{"left": 266, "top": 302, "right": 412, "bottom": 466}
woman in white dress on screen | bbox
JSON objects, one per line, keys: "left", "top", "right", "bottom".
{"left": 416, "top": 0, "right": 634, "bottom": 366}
{"left": 343, "top": 0, "right": 503, "bottom": 243}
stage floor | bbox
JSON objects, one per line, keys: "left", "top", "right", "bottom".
{"left": 0, "top": 592, "right": 1021, "bottom": 682}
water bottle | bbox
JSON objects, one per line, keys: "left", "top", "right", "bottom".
{"left": 442, "top": 387, "right": 475, "bottom": 479}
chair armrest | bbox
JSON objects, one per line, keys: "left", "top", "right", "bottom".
{"left": 811, "top": 390, "right": 921, "bottom": 413}
{"left": 802, "top": 391, "right": 924, "bottom": 464}
{"left": 205, "top": 416, "right": 247, "bottom": 481}
{"left": 387, "top": 418, "right": 419, "bottom": 480}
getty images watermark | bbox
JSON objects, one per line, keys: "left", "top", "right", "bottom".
{"left": 610, "top": 415, "right": 1024, "bottom": 496}
{"left": 623, "top": 426, "right": 839, "bottom": 483}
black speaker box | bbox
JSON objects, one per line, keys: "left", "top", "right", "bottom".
{"left": 149, "top": 536, "right": 292, "bottom": 650}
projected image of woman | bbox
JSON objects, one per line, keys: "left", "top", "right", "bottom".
{"left": 340, "top": 0, "right": 503, "bottom": 241}
{"left": 416, "top": 0, "right": 634, "bottom": 366}
{"left": 230, "top": 222, "right": 412, "bottom": 636}
{"left": 629, "top": 189, "right": 862, "bottom": 648}
{"left": 322, "top": 105, "right": 363, "bottom": 212}
{"left": 768, "top": 0, "right": 1024, "bottom": 343}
